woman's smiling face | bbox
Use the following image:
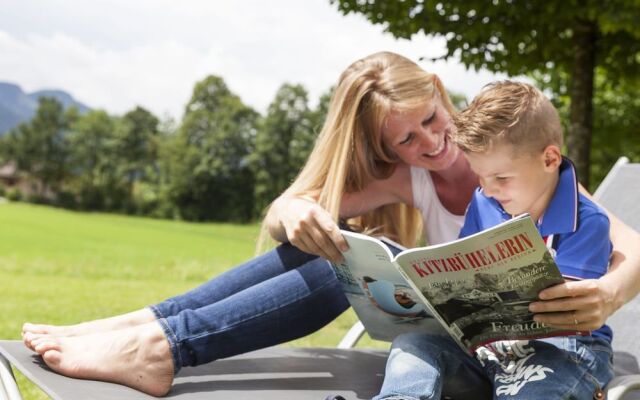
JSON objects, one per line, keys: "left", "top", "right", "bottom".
{"left": 382, "top": 95, "right": 459, "bottom": 171}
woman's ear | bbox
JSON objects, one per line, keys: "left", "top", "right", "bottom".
{"left": 542, "top": 145, "right": 562, "bottom": 171}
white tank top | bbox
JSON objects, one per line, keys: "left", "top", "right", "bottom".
{"left": 410, "top": 166, "right": 465, "bottom": 245}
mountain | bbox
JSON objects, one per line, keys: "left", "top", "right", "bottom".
{"left": 0, "top": 82, "right": 90, "bottom": 135}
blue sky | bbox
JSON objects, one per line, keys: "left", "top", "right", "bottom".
{"left": 0, "top": 0, "right": 507, "bottom": 120}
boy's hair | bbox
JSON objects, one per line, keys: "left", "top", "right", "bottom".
{"left": 453, "top": 81, "right": 563, "bottom": 154}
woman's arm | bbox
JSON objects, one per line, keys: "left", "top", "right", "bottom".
{"left": 602, "top": 212, "right": 640, "bottom": 310}
{"left": 264, "top": 194, "right": 347, "bottom": 262}
{"left": 530, "top": 188, "right": 640, "bottom": 330}
{"left": 264, "top": 164, "right": 413, "bottom": 263}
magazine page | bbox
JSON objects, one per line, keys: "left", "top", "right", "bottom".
{"left": 332, "top": 231, "right": 447, "bottom": 342}
{"left": 394, "top": 216, "right": 566, "bottom": 352}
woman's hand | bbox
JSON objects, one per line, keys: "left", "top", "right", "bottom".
{"left": 529, "top": 278, "right": 617, "bottom": 331}
{"left": 268, "top": 196, "right": 349, "bottom": 263}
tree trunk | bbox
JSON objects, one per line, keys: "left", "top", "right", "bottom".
{"left": 567, "top": 20, "right": 597, "bottom": 188}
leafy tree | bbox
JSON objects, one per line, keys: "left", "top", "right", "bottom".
{"left": 114, "top": 106, "right": 160, "bottom": 211}
{"left": 448, "top": 91, "right": 468, "bottom": 110}
{"left": 3, "top": 98, "right": 69, "bottom": 197}
{"left": 536, "top": 69, "right": 640, "bottom": 190}
{"left": 66, "top": 110, "right": 122, "bottom": 210}
{"left": 0, "top": 129, "right": 23, "bottom": 170}
{"left": 590, "top": 80, "right": 640, "bottom": 189}
{"left": 251, "top": 83, "right": 315, "bottom": 216}
{"left": 169, "top": 75, "right": 259, "bottom": 222}
{"left": 330, "top": 0, "right": 640, "bottom": 187}
{"left": 131, "top": 113, "right": 179, "bottom": 217}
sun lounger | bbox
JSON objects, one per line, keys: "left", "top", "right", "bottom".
{"left": 1, "top": 157, "right": 639, "bottom": 399}
{"left": 595, "top": 157, "right": 640, "bottom": 400}
{"left": 0, "top": 343, "right": 386, "bottom": 400}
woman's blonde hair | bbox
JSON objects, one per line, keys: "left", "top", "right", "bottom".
{"left": 260, "top": 51, "right": 456, "bottom": 250}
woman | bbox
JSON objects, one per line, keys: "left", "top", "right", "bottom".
{"left": 23, "top": 52, "right": 640, "bottom": 396}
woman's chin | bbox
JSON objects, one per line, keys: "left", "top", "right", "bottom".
{"left": 417, "top": 147, "right": 458, "bottom": 171}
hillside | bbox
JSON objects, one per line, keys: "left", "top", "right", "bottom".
{"left": 0, "top": 82, "right": 90, "bottom": 135}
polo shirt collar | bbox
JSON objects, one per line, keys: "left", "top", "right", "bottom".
{"left": 537, "top": 157, "right": 579, "bottom": 237}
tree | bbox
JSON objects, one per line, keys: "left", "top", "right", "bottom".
{"left": 4, "top": 97, "right": 69, "bottom": 197}
{"left": 448, "top": 91, "right": 468, "bottom": 110}
{"left": 66, "top": 110, "right": 121, "bottom": 210}
{"left": 251, "top": 83, "right": 315, "bottom": 216}
{"left": 114, "top": 106, "right": 160, "bottom": 211}
{"left": 590, "top": 79, "right": 640, "bottom": 189}
{"left": 536, "top": 69, "right": 640, "bottom": 190}
{"left": 331, "top": 0, "right": 640, "bottom": 187}
{"left": 169, "top": 75, "right": 259, "bottom": 222}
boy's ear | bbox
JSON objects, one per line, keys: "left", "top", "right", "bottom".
{"left": 542, "top": 145, "right": 562, "bottom": 171}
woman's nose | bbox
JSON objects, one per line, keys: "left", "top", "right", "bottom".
{"left": 417, "top": 126, "right": 439, "bottom": 146}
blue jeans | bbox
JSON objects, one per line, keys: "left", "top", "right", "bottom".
{"left": 375, "top": 332, "right": 614, "bottom": 400}
{"left": 149, "top": 243, "right": 349, "bottom": 372}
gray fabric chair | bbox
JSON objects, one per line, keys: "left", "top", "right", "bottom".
{"left": 595, "top": 157, "right": 640, "bottom": 400}
{"left": 1, "top": 156, "right": 639, "bottom": 399}
{"left": 0, "top": 342, "right": 387, "bottom": 400}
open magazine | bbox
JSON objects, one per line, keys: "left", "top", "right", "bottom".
{"left": 331, "top": 214, "right": 580, "bottom": 353}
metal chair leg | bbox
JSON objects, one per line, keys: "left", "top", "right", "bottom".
{"left": 0, "top": 354, "right": 23, "bottom": 400}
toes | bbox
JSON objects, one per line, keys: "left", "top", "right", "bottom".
{"left": 42, "top": 350, "right": 62, "bottom": 368}
{"left": 22, "top": 322, "right": 34, "bottom": 334}
{"left": 23, "top": 323, "right": 48, "bottom": 335}
{"left": 23, "top": 331, "right": 32, "bottom": 344}
{"left": 23, "top": 332, "right": 42, "bottom": 351}
{"left": 24, "top": 333, "right": 51, "bottom": 351}
{"left": 33, "top": 339, "right": 61, "bottom": 355}
{"left": 23, "top": 336, "right": 36, "bottom": 351}
{"left": 23, "top": 331, "right": 38, "bottom": 343}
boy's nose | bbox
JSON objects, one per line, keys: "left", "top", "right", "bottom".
{"left": 482, "top": 179, "right": 498, "bottom": 197}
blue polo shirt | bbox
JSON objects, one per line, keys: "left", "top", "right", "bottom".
{"left": 460, "top": 157, "right": 612, "bottom": 341}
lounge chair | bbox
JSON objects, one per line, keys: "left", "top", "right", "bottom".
{"left": 1, "top": 156, "right": 639, "bottom": 399}
{"left": 0, "top": 343, "right": 386, "bottom": 400}
{"left": 595, "top": 157, "right": 640, "bottom": 400}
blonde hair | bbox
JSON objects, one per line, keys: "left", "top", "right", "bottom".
{"left": 259, "top": 51, "right": 457, "bottom": 250}
{"left": 453, "top": 81, "right": 563, "bottom": 155}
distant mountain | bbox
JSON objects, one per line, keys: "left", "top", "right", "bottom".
{"left": 0, "top": 82, "right": 90, "bottom": 135}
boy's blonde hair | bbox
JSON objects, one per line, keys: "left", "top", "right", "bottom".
{"left": 453, "top": 81, "right": 562, "bottom": 155}
{"left": 259, "top": 51, "right": 458, "bottom": 250}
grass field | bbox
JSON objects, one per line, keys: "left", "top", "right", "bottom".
{"left": 0, "top": 202, "right": 386, "bottom": 399}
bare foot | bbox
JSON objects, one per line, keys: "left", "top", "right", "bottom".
{"left": 23, "top": 309, "right": 156, "bottom": 350}
{"left": 30, "top": 322, "right": 174, "bottom": 397}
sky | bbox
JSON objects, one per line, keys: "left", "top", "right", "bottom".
{"left": 0, "top": 0, "right": 508, "bottom": 121}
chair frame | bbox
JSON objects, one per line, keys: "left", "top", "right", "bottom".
{"left": 0, "top": 354, "right": 22, "bottom": 400}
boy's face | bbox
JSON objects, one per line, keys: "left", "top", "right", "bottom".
{"left": 464, "top": 144, "right": 561, "bottom": 220}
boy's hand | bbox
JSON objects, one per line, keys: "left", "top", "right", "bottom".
{"left": 529, "top": 279, "right": 615, "bottom": 331}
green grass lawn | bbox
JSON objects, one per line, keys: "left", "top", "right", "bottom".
{"left": 0, "top": 202, "right": 386, "bottom": 399}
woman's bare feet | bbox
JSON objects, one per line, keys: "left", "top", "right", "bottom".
{"left": 23, "top": 308, "right": 157, "bottom": 350}
{"left": 30, "top": 321, "right": 174, "bottom": 397}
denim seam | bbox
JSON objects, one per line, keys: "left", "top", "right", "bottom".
{"left": 562, "top": 345, "right": 611, "bottom": 400}
{"left": 562, "top": 367, "right": 599, "bottom": 400}
{"left": 148, "top": 304, "right": 165, "bottom": 320}
{"left": 154, "top": 316, "right": 183, "bottom": 373}
{"left": 148, "top": 304, "right": 183, "bottom": 371}
{"left": 177, "top": 277, "right": 338, "bottom": 344}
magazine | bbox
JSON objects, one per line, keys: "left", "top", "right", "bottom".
{"left": 331, "top": 214, "right": 579, "bottom": 353}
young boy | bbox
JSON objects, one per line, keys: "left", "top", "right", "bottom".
{"left": 373, "top": 81, "right": 614, "bottom": 400}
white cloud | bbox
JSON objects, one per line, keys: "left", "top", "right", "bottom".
{"left": 0, "top": 0, "right": 509, "bottom": 120}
